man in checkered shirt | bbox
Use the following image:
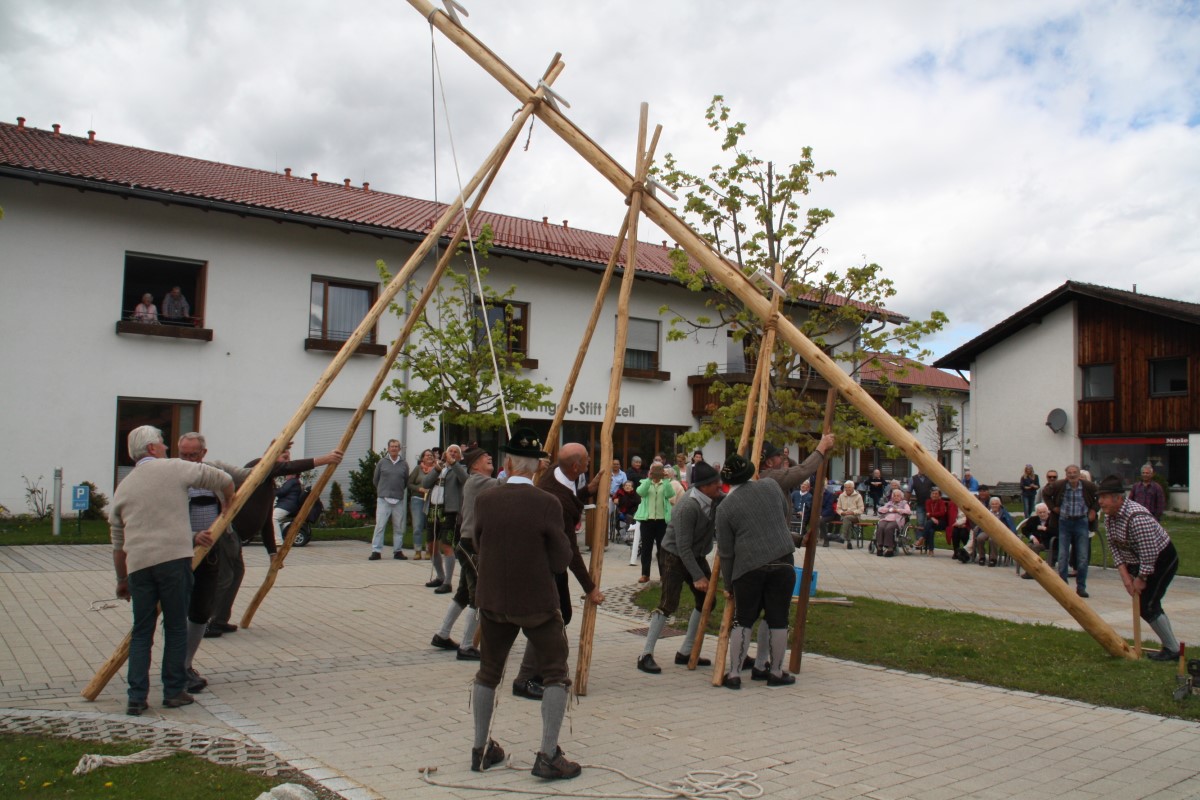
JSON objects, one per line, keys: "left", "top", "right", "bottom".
{"left": 1098, "top": 475, "right": 1181, "bottom": 662}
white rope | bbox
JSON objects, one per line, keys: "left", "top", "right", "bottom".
{"left": 428, "top": 31, "right": 512, "bottom": 440}
{"left": 73, "top": 747, "right": 178, "bottom": 775}
{"left": 88, "top": 597, "right": 123, "bottom": 611}
{"left": 419, "top": 761, "right": 763, "bottom": 799}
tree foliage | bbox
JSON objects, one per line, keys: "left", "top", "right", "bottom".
{"left": 379, "top": 224, "right": 553, "bottom": 443}
{"left": 656, "top": 96, "right": 947, "bottom": 457}
{"left": 347, "top": 449, "right": 380, "bottom": 511}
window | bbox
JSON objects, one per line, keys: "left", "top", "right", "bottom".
{"left": 1150, "top": 358, "right": 1187, "bottom": 396}
{"left": 307, "top": 276, "right": 384, "bottom": 356}
{"left": 474, "top": 299, "right": 536, "bottom": 368}
{"left": 117, "top": 252, "right": 212, "bottom": 341}
{"left": 937, "top": 404, "right": 959, "bottom": 433}
{"left": 1081, "top": 364, "right": 1114, "bottom": 399}
{"left": 115, "top": 397, "right": 199, "bottom": 486}
{"left": 623, "top": 317, "right": 668, "bottom": 379}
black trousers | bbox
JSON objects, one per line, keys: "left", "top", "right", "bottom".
{"left": 732, "top": 555, "right": 795, "bottom": 629}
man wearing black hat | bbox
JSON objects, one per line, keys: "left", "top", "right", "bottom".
{"left": 469, "top": 428, "right": 581, "bottom": 780}
{"left": 715, "top": 454, "right": 798, "bottom": 689}
{"left": 1099, "top": 475, "right": 1182, "bottom": 661}
{"left": 637, "top": 461, "right": 723, "bottom": 674}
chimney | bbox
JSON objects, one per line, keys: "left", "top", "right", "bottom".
{"left": 52, "top": 123, "right": 61, "bottom": 137}
{"left": 562, "top": 219, "right": 569, "bottom": 228}
{"left": 542, "top": 216, "right": 548, "bottom": 226}
{"left": 363, "top": 182, "right": 370, "bottom": 192}
{"left": 16, "top": 117, "right": 25, "bottom": 130}
{"left": 284, "top": 167, "right": 292, "bottom": 178}
{"left": 88, "top": 130, "right": 96, "bottom": 143}
{"left": 344, "top": 178, "right": 351, "bottom": 188}
{"left": 311, "top": 173, "right": 318, "bottom": 185}
{"left": 662, "top": 240, "right": 668, "bottom": 248}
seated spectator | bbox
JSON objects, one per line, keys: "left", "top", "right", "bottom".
{"left": 161, "top": 286, "right": 191, "bottom": 325}
{"left": 1018, "top": 502, "right": 1054, "bottom": 579}
{"left": 972, "top": 496, "right": 1016, "bottom": 567}
{"left": 875, "top": 488, "right": 911, "bottom": 557}
{"left": 613, "top": 481, "right": 639, "bottom": 531}
{"left": 791, "top": 480, "right": 813, "bottom": 529}
{"left": 966, "top": 485, "right": 994, "bottom": 564}
{"left": 273, "top": 473, "right": 304, "bottom": 547}
{"left": 921, "top": 488, "right": 950, "bottom": 554}
{"left": 836, "top": 480, "right": 864, "bottom": 550}
{"left": 820, "top": 479, "right": 842, "bottom": 546}
{"left": 133, "top": 293, "right": 159, "bottom": 323}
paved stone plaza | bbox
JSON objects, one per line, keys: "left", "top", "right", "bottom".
{"left": 3, "top": 540, "right": 1200, "bottom": 799}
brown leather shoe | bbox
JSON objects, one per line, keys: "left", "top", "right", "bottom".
{"left": 162, "top": 691, "right": 195, "bottom": 708}
{"left": 532, "top": 747, "right": 581, "bottom": 780}
{"left": 471, "top": 739, "right": 505, "bottom": 772}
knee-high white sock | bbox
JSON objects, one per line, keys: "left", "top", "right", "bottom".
{"left": 460, "top": 608, "right": 479, "bottom": 648}
{"left": 727, "top": 627, "right": 750, "bottom": 678}
{"left": 185, "top": 621, "right": 207, "bottom": 670}
{"left": 768, "top": 628, "right": 789, "bottom": 677}
{"left": 540, "top": 684, "right": 569, "bottom": 756}
{"left": 472, "top": 683, "right": 495, "bottom": 749}
{"left": 643, "top": 611, "right": 667, "bottom": 657}
{"left": 1149, "top": 614, "right": 1181, "bottom": 653}
{"left": 438, "top": 601, "right": 465, "bottom": 639}
{"left": 677, "top": 610, "right": 702, "bottom": 657}
{"left": 755, "top": 622, "right": 770, "bottom": 669}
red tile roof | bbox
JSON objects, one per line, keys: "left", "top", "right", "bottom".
{"left": 0, "top": 119, "right": 895, "bottom": 317}
{"left": 860, "top": 353, "right": 969, "bottom": 392}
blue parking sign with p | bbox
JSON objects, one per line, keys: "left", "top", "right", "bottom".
{"left": 72, "top": 485, "right": 90, "bottom": 511}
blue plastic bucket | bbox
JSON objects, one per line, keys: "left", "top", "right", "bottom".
{"left": 792, "top": 567, "right": 817, "bottom": 597}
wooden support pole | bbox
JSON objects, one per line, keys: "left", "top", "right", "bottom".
{"left": 574, "top": 105, "right": 659, "bottom": 695}
{"left": 789, "top": 388, "right": 838, "bottom": 673}
{"left": 408, "top": 0, "right": 1133, "bottom": 659}
{"left": 689, "top": 340, "right": 769, "bottom": 672}
{"left": 80, "top": 59, "right": 569, "bottom": 700}
{"left": 1133, "top": 592, "right": 1142, "bottom": 659}
{"left": 240, "top": 56, "right": 566, "bottom": 629}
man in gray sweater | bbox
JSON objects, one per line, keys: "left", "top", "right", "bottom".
{"left": 715, "top": 454, "right": 798, "bottom": 689}
{"left": 110, "top": 425, "right": 234, "bottom": 715}
{"left": 370, "top": 439, "right": 410, "bottom": 560}
{"left": 637, "top": 461, "right": 723, "bottom": 674}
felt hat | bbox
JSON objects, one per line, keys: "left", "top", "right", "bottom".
{"left": 462, "top": 446, "right": 488, "bottom": 470}
{"left": 1097, "top": 475, "right": 1126, "bottom": 495}
{"left": 761, "top": 441, "right": 781, "bottom": 461}
{"left": 690, "top": 462, "right": 720, "bottom": 487}
{"left": 721, "top": 454, "right": 755, "bottom": 485}
{"left": 501, "top": 428, "right": 548, "bottom": 459}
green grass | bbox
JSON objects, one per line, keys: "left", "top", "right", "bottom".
{"left": 0, "top": 734, "right": 282, "bottom": 799}
{"left": 636, "top": 583, "right": 1200, "bottom": 721}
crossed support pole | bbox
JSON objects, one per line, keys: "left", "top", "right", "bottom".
{"left": 410, "top": 0, "right": 1135, "bottom": 662}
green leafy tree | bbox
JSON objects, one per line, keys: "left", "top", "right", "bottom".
{"left": 79, "top": 480, "right": 108, "bottom": 521}
{"left": 657, "top": 96, "right": 947, "bottom": 457}
{"left": 380, "top": 224, "right": 553, "bottom": 443}
{"left": 328, "top": 480, "right": 345, "bottom": 515}
{"left": 348, "top": 450, "right": 381, "bottom": 512}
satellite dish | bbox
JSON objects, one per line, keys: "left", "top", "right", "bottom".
{"left": 1046, "top": 408, "right": 1068, "bottom": 433}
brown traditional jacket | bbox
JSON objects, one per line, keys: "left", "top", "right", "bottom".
{"left": 474, "top": 482, "right": 572, "bottom": 617}
{"left": 536, "top": 467, "right": 597, "bottom": 594}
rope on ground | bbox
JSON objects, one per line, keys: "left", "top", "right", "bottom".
{"left": 73, "top": 747, "right": 178, "bottom": 775}
{"left": 88, "top": 597, "right": 124, "bottom": 611}
{"left": 418, "top": 760, "right": 763, "bottom": 799}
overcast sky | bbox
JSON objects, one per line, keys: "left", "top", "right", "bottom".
{"left": 4, "top": 0, "right": 1198, "bottom": 358}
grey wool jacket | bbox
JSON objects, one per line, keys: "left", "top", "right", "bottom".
{"left": 662, "top": 488, "right": 718, "bottom": 582}
{"left": 372, "top": 456, "right": 409, "bottom": 501}
{"left": 715, "top": 478, "right": 794, "bottom": 586}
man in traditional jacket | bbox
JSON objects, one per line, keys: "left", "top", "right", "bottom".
{"left": 469, "top": 429, "right": 581, "bottom": 780}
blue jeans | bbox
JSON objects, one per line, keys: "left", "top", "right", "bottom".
{"left": 127, "top": 557, "right": 193, "bottom": 702}
{"left": 409, "top": 495, "right": 428, "bottom": 550}
{"left": 371, "top": 496, "right": 407, "bottom": 553}
{"left": 913, "top": 504, "right": 927, "bottom": 532}
{"left": 1056, "top": 516, "right": 1090, "bottom": 591}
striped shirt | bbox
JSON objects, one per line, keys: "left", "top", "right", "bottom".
{"left": 1106, "top": 498, "right": 1170, "bottom": 578}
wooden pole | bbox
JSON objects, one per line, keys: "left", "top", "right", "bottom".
{"left": 1133, "top": 591, "right": 1142, "bottom": 659}
{"left": 80, "top": 59, "right": 569, "bottom": 700}
{"left": 789, "top": 388, "right": 838, "bottom": 673}
{"left": 688, "top": 338, "right": 769, "bottom": 672}
{"left": 239, "top": 57, "right": 567, "bottom": 629}
{"left": 408, "top": 0, "right": 1133, "bottom": 659}
{"left": 709, "top": 272, "right": 783, "bottom": 685}
{"left": 574, "top": 105, "right": 658, "bottom": 695}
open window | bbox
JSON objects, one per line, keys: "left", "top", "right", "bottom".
{"left": 117, "top": 252, "right": 212, "bottom": 341}
{"left": 474, "top": 298, "right": 537, "bottom": 369}
{"left": 115, "top": 396, "right": 200, "bottom": 486}
{"left": 623, "top": 317, "right": 669, "bottom": 380}
{"left": 306, "top": 276, "right": 385, "bottom": 356}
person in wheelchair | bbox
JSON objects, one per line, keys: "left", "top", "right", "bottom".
{"left": 874, "top": 488, "right": 911, "bottom": 557}
{"left": 965, "top": 495, "right": 1015, "bottom": 566}
{"left": 835, "top": 480, "right": 864, "bottom": 550}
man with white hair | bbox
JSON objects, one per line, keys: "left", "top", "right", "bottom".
{"left": 1130, "top": 464, "right": 1166, "bottom": 521}
{"left": 110, "top": 425, "right": 234, "bottom": 716}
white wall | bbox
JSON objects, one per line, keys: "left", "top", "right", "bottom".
{"left": 967, "top": 302, "right": 1078, "bottom": 485}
